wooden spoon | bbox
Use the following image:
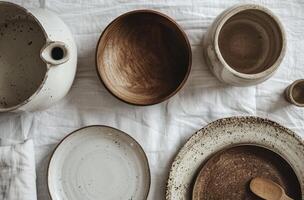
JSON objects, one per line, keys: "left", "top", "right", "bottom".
{"left": 250, "top": 177, "right": 293, "bottom": 200}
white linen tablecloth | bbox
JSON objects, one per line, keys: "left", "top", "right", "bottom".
{"left": 0, "top": 140, "right": 36, "bottom": 200}
{"left": 1, "top": 0, "right": 304, "bottom": 199}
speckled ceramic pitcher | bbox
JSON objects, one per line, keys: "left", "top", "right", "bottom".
{"left": 0, "top": 2, "right": 77, "bottom": 112}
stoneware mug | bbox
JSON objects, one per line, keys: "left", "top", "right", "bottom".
{"left": 203, "top": 4, "right": 286, "bottom": 86}
{"left": 0, "top": 2, "right": 77, "bottom": 112}
{"left": 285, "top": 79, "right": 304, "bottom": 107}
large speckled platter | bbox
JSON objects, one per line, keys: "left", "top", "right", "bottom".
{"left": 166, "top": 116, "right": 304, "bottom": 200}
{"left": 48, "top": 126, "right": 150, "bottom": 200}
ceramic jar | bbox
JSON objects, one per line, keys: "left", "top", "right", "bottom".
{"left": 0, "top": 2, "right": 77, "bottom": 112}
{"left": 285, "top": 79, "right": 304, "bottom": 107}
{"left": 203, "top": 4, "right": 286, "bottom": 86}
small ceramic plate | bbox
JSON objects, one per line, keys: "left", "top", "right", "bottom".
{"left": 192, "top": 145, "right": 301, "bottom": 199}
{"left": 48, "top": 126, "right": 150, "bottom": 200}
{"left": 166, "top": 116, "right": 304, "bottom": 200}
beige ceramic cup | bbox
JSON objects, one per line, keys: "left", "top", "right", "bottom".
{"left": 203, "top": 4, "right": 286, "bottom": 86}
{"left": 285, "top": 80, "right": 304, "bottom": 107}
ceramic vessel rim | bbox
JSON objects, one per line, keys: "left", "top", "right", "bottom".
{"left": 47, "top": 125, "right": 151, "bottom": 200}
{"left": 165, "top": 116, "right": 304, "bottom": 199}
{"left": 0, "top": 1, "right": 50, "bottom": 112}
{"left": 288, "top": 79, "right": 304, "bottom": 107}
{"left": 213, "top": 4, "right": 286, "bottom": 80}
{"left": 191, "top": 143, "right": 301, "bottom": 199}
{"left": 95, "top": 9, "right": 192, "bottom": 106}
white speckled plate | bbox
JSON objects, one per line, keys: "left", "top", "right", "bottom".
{"left": 166, "top": 116, "right": 304, "bottom": 200}
{"left": 48, "top": 126, "right": 150, "bottom": 200}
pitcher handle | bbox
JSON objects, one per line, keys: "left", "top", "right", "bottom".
{"left": 40, "top": 41, "right": 69, "bottom": 66}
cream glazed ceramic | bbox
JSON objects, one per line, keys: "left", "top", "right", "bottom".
{"left": 0, "top": 2, "right": 77, "bottom": 112}
{"left": 48, "top": 126, "right": 150, "bottom": 200}
{"left": 203, "top": 4, "right": 286, "bottom": 86}
{"left": 285, "top": 79, "right": 304, "bottom": 107}
{"left": 166, "top": 116, "right": 304, "bottom": 200}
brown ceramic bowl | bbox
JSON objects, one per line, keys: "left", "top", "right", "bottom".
{"left": 192, "top": 145, "right": 301, "bottom": 200}
{"left": 96, "top": 10, "right": 191, "bottom": 105}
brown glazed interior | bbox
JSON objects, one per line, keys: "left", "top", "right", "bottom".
{"left": 218, "top": 9, "right": 283, "bottom": 74}
{"left": 192, "top": 145, "right": 301, "bottom": 200}
{"left": 0, "top": 3, "right": 46, "bottom": 109}
{"left": 292, "top": 81, "right": 304, "bottom": 104}
{"left": 96, "top": 11, "right": 191, "bottom": 105}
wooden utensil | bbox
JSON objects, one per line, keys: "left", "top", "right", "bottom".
{"left": 250, "top": 177, "right": 293, "bottom": 200}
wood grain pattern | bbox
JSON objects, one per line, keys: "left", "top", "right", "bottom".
{"left": 250, "top": 177, "right": 294, "bottom": 200}
{"left": 192, "top": 145, "right": 301, "bottom": 200}
{"left": 96, "top": 10, "right": 191, "bottom": 105}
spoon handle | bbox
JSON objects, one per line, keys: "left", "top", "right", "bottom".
{"left": 281, "top": 194, "right": 294, "bottom": 200}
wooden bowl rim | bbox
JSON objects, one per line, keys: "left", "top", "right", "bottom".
{"left": 95, "top": 9, "right": 192, "bottom": 106}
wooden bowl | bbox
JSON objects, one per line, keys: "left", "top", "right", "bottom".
{"left": 96, "top": 10, "right": 191, "bottom": 105}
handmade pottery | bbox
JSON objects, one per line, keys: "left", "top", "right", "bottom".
{"left": 285, "top": 79, "right": 304, "bottom": 107}
{"left": 166, "top": 117, "right": 304, "bottom": 200}
{"left": 0, "top": 2, "right": 77, "bottom": 112}
{"left": 203, "top": 4, "right": 286, "bottom": 86}
{"left": 192, "top": 145, "right": 301, "bottom": 199}
{"left": 96, "top": 10, "right": 191, "bottom": 105}
{"left": 48, "top": 125, "right": 150, "bottom": 200}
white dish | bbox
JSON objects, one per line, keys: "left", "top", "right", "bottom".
{"left": 166, "top": 116, "right": 304, "bottom": 200}
{"left": 48, "top": 126, "right": 150, "bottom": 200}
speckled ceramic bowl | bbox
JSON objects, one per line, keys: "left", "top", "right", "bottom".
{"left": 166, "top": 116, "right": 304, "bottom": 200}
